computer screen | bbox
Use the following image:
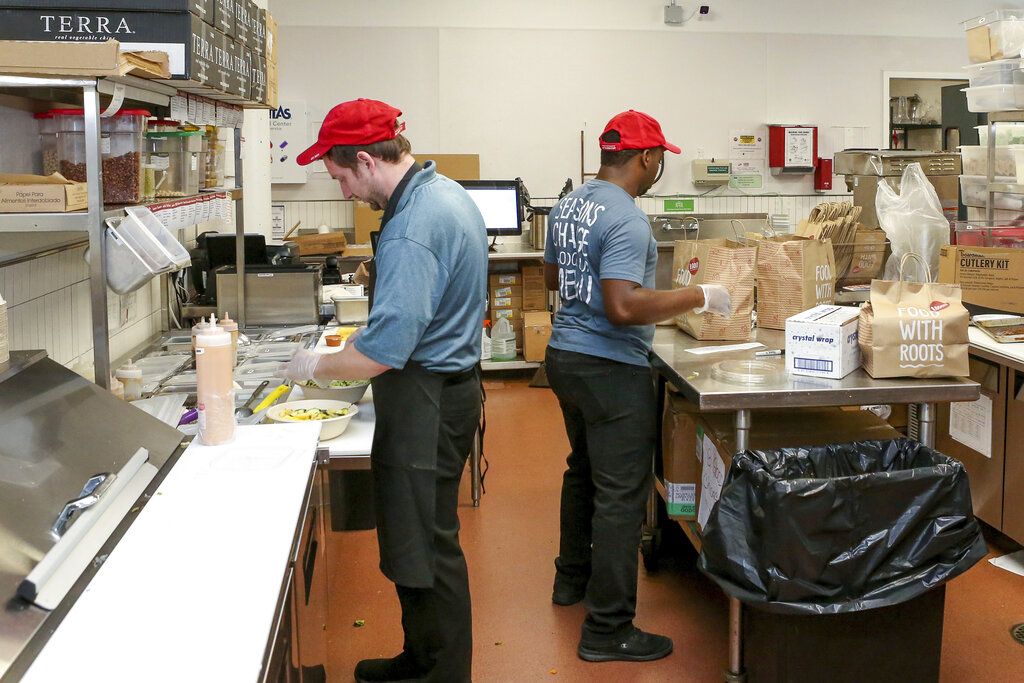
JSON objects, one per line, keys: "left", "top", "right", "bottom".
{"left": 458, "top": 180, "right": 522, "bottom": 236}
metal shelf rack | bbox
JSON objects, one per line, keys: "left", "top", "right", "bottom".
{"left": 0, "top": 73, "right": 250, "bottom": 389}
{"left": 984, "top": 111, "right": 1024, "bottom": 220}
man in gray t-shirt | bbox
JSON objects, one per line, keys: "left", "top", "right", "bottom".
{"left": 543, "top": 110, "right": 730, "bottom": 664}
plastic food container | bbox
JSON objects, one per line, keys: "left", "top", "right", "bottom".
{"left": 148, "top": 118, "right": 181, "bottom": 133}
{"left": 123, "top": 206, "right": 191, "bottom": 270}
{"left": 964, "top": 58, "right": 1024, "bottom": 87}
{"left": 959, "top": 175, "right": 1024, "bottom": 210}
{"left": 144, "top": 131, "right": 202, "bottom": 199}
{"left": 53, "top": 108, "right": 149, "bottom": 204}
{"left": 710, "top": 359, "right": 785, "bottom": 386}
{"left": 34, "top": 112, "right": 60, "bottom": 175}
{"left": 965, "top": 84, "right": 1024, "bottom": 112}
{"left": 976, "top": 122, "right": 1024, "bottom": 145}
{"left": 98, "top": 216, "right": 175, "bottom": 294}
{"left": 204, "top": 126, "right": 225, "bottom": 189}
{"left": 959, "top": 144, "right": 1019, "bottom": 176}
{"left": 332, "top": 295, "right": 369, "bottom": 324}
{"left": 963, "top": 9, "right": 1024, "bottom": 63}
{"left": 953, "top": 220, "right": 1024, "bottom": 248}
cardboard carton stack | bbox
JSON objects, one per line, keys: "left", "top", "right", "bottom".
{"left": 489, "top": 272, "right": 524, "bottom": 352}
{"left": 487, "top": 262, "right": 551, "bottom": 361}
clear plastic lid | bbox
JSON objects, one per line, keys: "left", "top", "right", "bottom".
{"left": 711, "top": 359, "right": 785, "bottom": 386}
{"left": 962, "top": 9, "right": 1024, "bottom": 31}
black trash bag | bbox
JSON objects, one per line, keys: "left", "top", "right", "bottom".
{"left": 698, "top": 438, "right": 987, "bottom": 615}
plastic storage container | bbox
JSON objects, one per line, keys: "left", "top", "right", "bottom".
{"left": 964, "top": 58, "right": 1024, "bottom": 87}
{"left": 490, "top": 318, "right": 516, "bottom": 361}
{"left": 953, "top": 220, "right": 1024, "bottom": 248}
{"left": 959, "top": 144, "right": 1018, "bottom": 175}
{"left": 144, "top": 131, "right": 202, "bottom": 199}
{"left": 204, "top": 126, "right": 225, "bottom": 189}
{"left": 34, "top": 112, "right": 60, "bottom": 175}
{"left": 959, "top": 175, "right": 1024, "bottom": 210}
{"left": 965, "top": 84, "right": 1024, "bottom": 112}
{"left": 963, "top": 9, "right": 1024, "bottom": 63}
{"left": 53, "top": 108, "right": 149, "bottom": 204}
{"left": 123, "top": 206, "right": 190, "bottom": 270}
{"left": 148, "top": 118, "right": 181, "bottom": 133}
{"left": 976, "top": 122, "right": 1024, "bottom": 145}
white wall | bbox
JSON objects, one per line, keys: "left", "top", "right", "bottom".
{"left": 271, "top": 23, "right": 970, "bottom": 198}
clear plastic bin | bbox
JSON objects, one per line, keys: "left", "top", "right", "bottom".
{"left": 144, "top": 131, "right": 202, "bottom": 199}
{"left": 953, "top": 219, "right": 1024, "bottom": 248}
{"left": 34, "top": 112, "right": 60, "bottom": 175}
{"left": 123, "top": 206, "right": 191, "bottom": 270}
{"left": 976, "top": 122, "right": 1024, "bottom": 145}
{"left": 98, "top": 217, "right": 171, "bottom": 294}
{"left": 964, "top": 58, "right": 1024, "bottom": 87}
{"left": 963, "top": 9, "right": 1024, "bottom": 63}
{"left": 964, "top": 83, "right": 1024, "bottom": 112}
{"left": 53, "top": 108, "right": 149, "bottom": 204}
{"left": 959, "top": 144, "right": 1019, "bottom": 175}
{"left": 959, "top": 175, "right": 1024, "bottom": 210}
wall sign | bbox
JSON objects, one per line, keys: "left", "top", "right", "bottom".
{"left": 270, "top": 100, "right": 308, "bottom": 184}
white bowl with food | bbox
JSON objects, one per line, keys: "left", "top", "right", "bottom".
{"left": 266, "top": 399, "right": 359, "bottom": 440}
{"left": 297, "top": 378, "right": 371, "bottom": 403}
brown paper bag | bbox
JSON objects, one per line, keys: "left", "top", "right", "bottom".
{"left": 751, "top": 235, "right": 836, "bottom": 330}
{"left": 858, "top": 254, "right": 969, "bottom": 378}
{"left": 838, "top": 228, "right": 887, "bottom": 287}
{"left": 673, "top": 239, "right": 756, "bottom": 341}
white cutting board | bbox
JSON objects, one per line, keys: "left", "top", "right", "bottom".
{"left": 22, "top": 423, "right": 321, "bottom": 683}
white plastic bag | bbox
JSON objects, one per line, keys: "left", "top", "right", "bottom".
{"left": 875, "top": 163, "right": 949, "bottom": 282}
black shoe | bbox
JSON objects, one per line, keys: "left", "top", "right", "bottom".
{"left": 354, "top": 652, "right": 427, "bottom": 682}
{"left": 551, "top": 579, "right": 587, "bottom": 606}
{"left": 578, "top": 628, "right": 674, "bottom": 663}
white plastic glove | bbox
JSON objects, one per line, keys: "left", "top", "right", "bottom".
{"left": 276, "top": 349, "right": 323, "bottom": 382}
{"left": 694, "top": 284, "right": 732, "bottom": 316}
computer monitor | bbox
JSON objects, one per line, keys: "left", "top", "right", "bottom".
{"left": 458, "top": 180, "right": 523, "bottom": 237}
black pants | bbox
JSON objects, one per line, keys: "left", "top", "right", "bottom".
{"left": 545, "top": 347, "right": 657, "bottom": 642}
{"left": 371, "top": 365, "right": 481, "bottom": 682}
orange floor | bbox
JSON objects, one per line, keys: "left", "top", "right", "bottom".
{"left": 326, "top": 377, "right": 1024, "bottom": 682}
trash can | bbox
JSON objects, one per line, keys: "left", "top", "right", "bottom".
{"left": 328, "top": 470, "right": 376, "bottom": 531}
{"left": 699, "top": 438, "right": 987, "bottom": 683}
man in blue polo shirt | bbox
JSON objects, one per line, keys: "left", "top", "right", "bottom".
{"left": 544, "top": 110, "right": 730, "bottom": 664}
{"left": 280, "top": 99, "right": 487, "bottom": 683}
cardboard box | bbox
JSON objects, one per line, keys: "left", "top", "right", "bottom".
{"left": 0, "top": 173, "right": 87, "bottom": 213}
{"left": 490, "top": 273, "right": 522, "bottom": 286}
{"left": 264, "top": 8, "right": 278, "bottom": 63}
{"left": 662, "top": 396, "right": 901, "bottom": 523}
{"left": 0, "top": 38, "right": 170, "bottom": 79}
{"left": 520, "top": 264, "right": 544, "bottom": 280}
{"left": 343, "top": 244, "right": 372, "bottom": 258}
{"left": 0, "top": 0, "right": 213, "bottom": 22}
{"left": 289, "top": 230, "right": 347, "bottom": 256}
{"left": 938, "top": 244, "right": 1024, "bottom": 314}
{"left": 249, "top": 53, "right": 266, "bottom": 104}
{"left": 785, "top": 304, "right": 862, "bottom": 379}
{"left": 521, "top": 268, "right": 547, "bottom": 311}
{"left": 490, "top": 295, "right": 522, "bottom": 310}
{"left": 215, "top": 0, "right": 235, "bottom": 38}
{"left": 353, "top": 201, "right": 379, "bottom": 244}
{"left": 230, "top": 41, "right": 250, "bottom": 99}
{"left": 490, "top": 285, "right": 521, "bottom": 300}
{"left": 232, "top": 0, "right": 251, "bottom": 46}
{"left": 251, "top": 4, "right": 265, "bottom": 56}
{"left": 265, "top": 56, "right": 278, "bottom": 108}
{"left": 491, "top": 307, "right": 522, "bottom": 323}
{"left": 523, "top": 311, "right": 552, "bottom": 362}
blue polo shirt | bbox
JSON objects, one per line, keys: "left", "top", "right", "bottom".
{"left": 544, "top": 179, "right": 657, "bottom": 366}
{"left": 354, "top": 162, "right": 488, "bottom": 373}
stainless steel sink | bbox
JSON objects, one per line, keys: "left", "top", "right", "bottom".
{"left": 648, "top": 212, "right": 770, "bottom": 290}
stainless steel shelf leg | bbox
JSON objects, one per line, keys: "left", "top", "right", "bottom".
{"left": 917, "top": 402, "right": 936, "bottom": 448}
{"left": 470, "top": 426, "right": 481, "bottom": 507}
{"left": 726, "top": 409, "right": 751, "bottom": 683}
{"left": 84, "top": 81, "right": 110, "bottom": 389}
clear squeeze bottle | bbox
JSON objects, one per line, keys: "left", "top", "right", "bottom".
{"left": 195, "top": 315, "right": 235, "bottom": 445}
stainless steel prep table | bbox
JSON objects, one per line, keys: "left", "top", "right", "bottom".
{"left": 647, "top": 326, "right": 981, "bottom": 683}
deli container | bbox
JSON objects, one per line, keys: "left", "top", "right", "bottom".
{"left": 959, "top": 175, "right": 1024, "bottom": 210}
{"left": 964, "top": 84, "right": 1024, "bottom": 112}
{"left": 976, "top": 122, "right": 1024, "bottom": 145}
{"left": 959, "top": 144, "right": 1019, "bottom": 176}
{"left": 34, "top": 112, "right": 59, "bottom": 175}
{"left": 953, "top": 220, "right": 1024, "bottom": 248}
{"left": 964, "top": 58, "right": 1024, "bottom": 87}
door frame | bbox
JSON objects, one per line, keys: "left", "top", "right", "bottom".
{"left": 882, "top": 70, "right": 968, "bottom": 148}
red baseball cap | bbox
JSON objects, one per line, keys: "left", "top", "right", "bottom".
{"left": 599, "top": 110, "right": 680, "bottom": 154}
{"left": 296, "top": 98, "right": 406, "bottom": 166}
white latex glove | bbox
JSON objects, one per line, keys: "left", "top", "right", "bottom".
{"left": 695, "top": 284, "right": 732, "bottom": 316}
{"left": 276, "top": 349, "right": 322, "bottom": 382}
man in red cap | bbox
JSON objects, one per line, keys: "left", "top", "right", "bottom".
{"left": 281, "top": 98, "right": 487, "bottom": 682}
{"left": 543, "top": 110, "right": 731, "bottom": 663}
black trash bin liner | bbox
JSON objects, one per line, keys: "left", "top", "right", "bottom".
{"left": 699, "top": 438, "right": 987, "bottom": 615}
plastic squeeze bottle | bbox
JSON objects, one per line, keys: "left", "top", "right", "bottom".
{"left": 219, "top": 312, "right": 239, "bottom": 367}
{"left": 116, "top": 358, "right": 143, "bottom": 401}
{"left": 195, "top": 314, "right": 235, "bottom": 445}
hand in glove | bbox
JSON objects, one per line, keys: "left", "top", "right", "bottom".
{"left": 276, "top": 349, "right": 322, "bottom": 382}
{"left": 695, "top": 284, "right": 732, "bottom": 316}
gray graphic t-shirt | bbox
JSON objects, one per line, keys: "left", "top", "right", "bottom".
{"left": 544, "top": 179, "right": 657, "bottom": 366}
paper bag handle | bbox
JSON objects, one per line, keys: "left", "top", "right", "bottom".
{"left": 897, "top": 252, "right": 932, "bottom": 283}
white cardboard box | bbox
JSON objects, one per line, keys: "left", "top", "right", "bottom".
{"left": 785, "top": 305, "right": 862, "bottom": 379}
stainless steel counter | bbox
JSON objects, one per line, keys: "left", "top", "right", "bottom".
{"left": 650, "top": 327, "right": 981, "bottom": 411}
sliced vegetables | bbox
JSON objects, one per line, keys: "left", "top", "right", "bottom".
{"left": 279, "top": 407, "right": 350, "bottom": 421}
